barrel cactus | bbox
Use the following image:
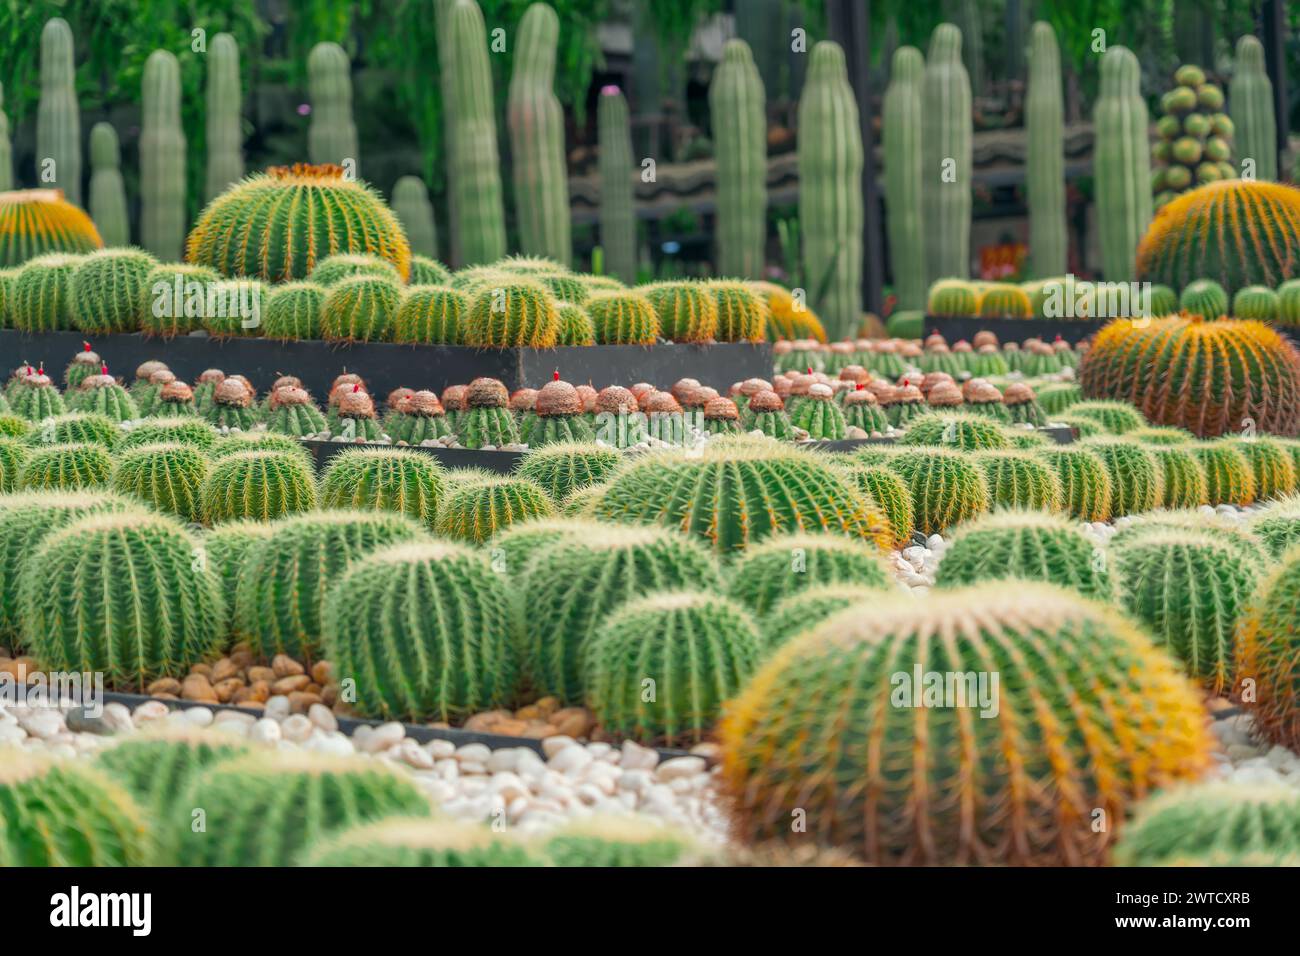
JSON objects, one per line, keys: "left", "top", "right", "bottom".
{"left": 1149, "top": 444, "right": 1209, "bottom": 509}
{"left": 262, "top": 281, "right": 324, "bottom": 341}
{"left": 18, "top": 441, "right": 113, "bottom": 490}
{"left": 585, "top": 290, "right": 659, "bottom": 345}
{"left": 640, "top": 281, "right": 717, "bottom": 343}
{"left": 263, "top": 387, "right": 327, "bottom": 437}
{"left": 726, "top": 532, "right": 891, "bottom": 616}
{"left": 120, "top": 416, "right": 215, "bottom": 451}
{"left": 1067, "top": 399, "right": 1146, "bottom": 435}
{"left": 1220, "top": 436, "right": 1297, "bottom": 501}
{"left": 434, "top": 476, "right": 555, "bottom": 544}
{"left": 201, "top": 519, "right": 274, "bottom": 636}
{"left": 742, "top": 390, "right": 793, "bottom": 440}
{"left": 1249, "top": 498, "right": 1300, "bottom": 558}
{"left": 1232, "top": 284, "right": 1279, "bottom": 322}
{"left": 463, "top": 279, "right": 559, "bottom": 348}
{"left": 1236, "top": 547, "right": 1300, "bottom": 748}
{"left": 708, "top": 280, "right": 767, "bottom": 342}
{"left": 142, "top": 262, "right": 223, "bottom": 337}
{"left": 1078, "top": 438, "right": 1162, "bottom": 516}
{"left": 935, "top": 511, "right": 1111, "bottom": 598}
{"left": 516, "top": 442, "right": 621, "bottom": 501}
{"left": 0, "top": 187, "right": 101, "bottom": 267}
{"left": 1191, "top": 442, "right": 1256, "bottom": 506}
{"left": 24, "top": 411, "right": 116, "bottom": 449}
{"left": 885, "top": 448, "right": 991, "bottom": 536}
{"left": 393, "top": 285, "right": 466, "bottom": 344}
{"left": 301, "top": 818, "right": 538, "bottom": 867}
{"left": 94, "top": 727, "right": 251, "bottom": 820}
{"left": 898, "top": 412, "right": 1010, "bottom": 452}
{"left": 0, "top": 437, "right": 26, "bottom": 491}
{"left": 68, "top": 247, "right": 155, "bottom": 334}
{"left": 1178, "top": 277, "right": 1229, "bottom": 318}
{"left": 839, "top": 463, "right": 914, "bottom": 548}
{"left": 319, "top": 447, "right": 446, "bottom": 527}
{"left": 310, "top": 252, "right": 399, "bottom": 286}
{"left": 971, "top": 450, "right": 1063, "bottom": 512}
{"left": 199, "top": 449, "right": 316, "bottom": 524}
{"left": 12, "top": 253, "right": 79, "bottom": 331}
{"left": 1037, "top": 382, "right": 1082, "bottom": 415}
{"left": 203, "top": 378, "right": 256, "bottom": 431}
{"left": 386, "top": 390, "right": 452, "bottom": 445}
{"left": 527, "top": 380, "right": 595, "bottom": 448}
{"left": 840, "top": 388, "right": 888, "bottom": 435}
{"left": 456, "top": 378, "right": 519, "bottom": 450}
{"left": 112, "top": 441, "right": 209, "bottom": 522}
{"left": 321, "top": 274, "right": 401, "bottom": 343}
{"left": 789, "top": 385, "right": 845, "bottom": 440}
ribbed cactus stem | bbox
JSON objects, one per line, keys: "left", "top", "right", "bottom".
{"left": 1026, "top": 22, "right": 1067, "bottom": 277}
{"left": 508, "top": 3, "right": 572, "bottom": 267}
{"left": 435, "top": 0, "right": 460, "bottom": 265}
{"left": 88, "top": 123, "right": 129, "bottom": 246}
{"left": 597, "top": 87, "right": 636, "bottom": 284}
{"left": 0, "top": 84, "right": 12, "bottom": 192}
{"left": 1230, "top": 35, "right": 1277, "bottom": 182}
{"left": 37, "top": 18, "right": 81, "bottom": 206}
{"left": 391, "top": 176, "right": 438, "bottom": 259}
{"left": 448, "top": 0, "right": 506, "bottom": 265}
{"left": 1094, "top": 46, "right": 1152, "bottom": 281}
{"left": 710, "top": 39, "right": 767, "bottom": 279}
{"left": 140, "top": 50, "right": 187, "bottom": 261}
{"left": 882, "top": 46, "right": 925, "bottom": 309}
{"left": 921, "top": 24, "right": 972, "bottom": 284}
{"left": 307, "top": 43, "right": 359, "bottom": 173}
{"left": 799, "top": 42, "right": 863, "bottom": 340}
{"left": 205, "top": 33, "right": 245, "bottom": 201}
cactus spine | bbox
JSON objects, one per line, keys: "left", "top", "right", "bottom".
{"left": 1026, "top": 22, "right": 1067, "bottom": 277}
{"left": 508, "top": 3, "right": 571, "bottom": 267}
{"left": 921, "top": 25, "right": 972, "bottom": 284}
{"left": 799, "top": 42, "right": 863, "bottom": 340}
{"left": 447, "top": 0, "right": 506, "bottom": 265}
{"left": 88, "top": 124, "right": 129, "bottom": 246}
{"left": 710, "top": 40, "right": 767, "bottom": 279}
{"left": 597, "top": 87, "right": 636, "bottom": 284}
{"left": 205, "top": 33, "right": 245, "bottom": 201}
{"left": 140, "top": 50, "right": 187, "bottom": 261}
{"left": 37, "top": 18, "right": 81, "bottom": 207}
{"left": 1230, "top": 35, "right": 1276, "bottom": 182}
{"left": 882, "top": 47, "right": 925, "bottom": 310}
{"left": 307, "top": 42, "right": 359, "bottom": 172}
{"left": 1093, "top": 46, "right": 1152, "bottom": 280}
{"left": 391, "top": 176, "right": 439, "bottom": 259}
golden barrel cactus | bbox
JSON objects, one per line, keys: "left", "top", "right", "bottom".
{"left": 0, "top": 189, "right": 103, "bottom": 267}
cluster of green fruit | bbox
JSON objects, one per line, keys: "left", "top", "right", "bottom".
{"left": 1152, "top": 65, "right": 1235, "bottom": 208}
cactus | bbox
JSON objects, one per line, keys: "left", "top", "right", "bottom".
{"left": 203, "top": 377, "right": 257, "bottom": 430}
{"left": 596, "top": 87, "right": 635, "bottom": 284}
{"left": 262, "top": 389, "right": 325, "bottom": 437}
{"left": 393, "top": 286, "right": 465, "bottom": 344}
{"left": 753, "top": 281, "right": 828, "bottom": 342}
{"left": 1191, "top": 442, "right": 1256, "bottom": 505}
{"left": 1109, "top": 509, "right": 1266, "bottom": 562}
{"left": 583, "top": 591, "right": 760, "bottom": 745}
{"left": 111, "top": 442, "right": 208, "bottom": 522}
{"left": 640, "top": 281, "right": 717, "bottom": 343}
{"left": 526, "top": 380, "right": 595, "bottom": 447}
{"left": 1238, "top": 546, "right": 1300, "bottom": 747}
{"left": 18, "top": 442, "right": 112, "bottom": 490}
{"left": 20, "top": 511, "right": 223, "bottom": 687}
{"left": 1078, "top": 437, "right": 1163, "bottom": 515}
{"left": 66, "top": 371, "right": 131, "bottom": 421}
{"left": 188, "top": 163, "right": 410, "bottom": 281}
{"left": 710, "top": 40, "right": 767, "bottom": 279}
{"left": 506, "top": 4, "right": 570, "bottom": 266}
{"left": 596, "top": 440, "right": 891, "bottom": 555}
{"left": 1229, "top": 36, "right": 1277, "bottom": 183}
{"left": 517, "top": 525, "right": 723, "bottom": 702}
{"left": 840, "top": 389, "right": 889, "bottom": 435}
{"left": 390, "top": 177, "right": 439, "bottom": 260}
{"left": 1249, "top": 497, "right": 1300, "bottom": 558}
{"left": 963, "top": 383, "right": 1011, "bottom": 423}
{"left": 213, "top": 428, "right": 316, "bottom": 468}
{"left": 1025, "top": 23, "right": 1067, "bottom": 277}
{"left": 970, "top": 450, "right": 1064, "bottom": 512}
{"left": 977, "top": 284, "right": 1032, "bottom": 318}
{"left": 9, "top": 370, "right": 65, "bottom": 421}
{"left": 0, "top": 755, "right": 148, "bottom": 866}
{"left": 489, "top": 516, "right": 609, "bottom": 578}
{"left": 761, "top": 583, "right": 883, "bottom": 654}
{"left": 886, "top": 447, "right": 990, "bottom": 536}
{"left": 201, "top": 519, "right": 273, "bottom": 636}
{"left": 0, "top": 414, "right": 27, "bottom": 438}
{"left": 935, "top": 511, "right": 1109, "bottom": 597}
{"left": 718, "top": 582, "right": 1212, "bottom": 864}
{"left": 23, "top": 411, "right": 116, "bottom": 449}
{"left": 517, "top": 442, "right": 620, "bottom": 501}
{"left": 385, "top": 391, "right": 453, "bottom": 444}
{"left": 1094, "top": 46, "right": 1152, "bottom": 280}
{"left": 464, "top": 279, "right": 559, "bottom": 347}
{"left": 882, "top": 47, "right": 925, "bottom": 309}
{"left": 789, "top": 386, "right": 846, "bottom": 439}
{"left": 921, "top": 25, "right": 972, "bottom": 285}
{"left": 585, "top": 290, "right": 658, "bottom": 345}
{"left": 840, "top": 463, "right": 914, "bottom": 548}
{"left": 1220, "top": 436, "right": 1297, "bottom": 500}
{"left": 539, "top": 816, "right": 698, "bottom": 867}
{"left": 321, "top": 274, "right": 401, "bottom": 343}
{"left": 726, "top": 532, "right": 891, "bottom": 616}
{"left": 555, "top": 301, "right": 594, "bottom": 345}
{"left": 319, "top": 448, "right": 446, "bottom": 528}
{"left": 141, "top": 262, "right": 220, "bottom": 337}
{"left": 409, "top": 254, "right": 452, "bottom": 285}
{"left": 1226, "top": 286, "right": 1278, "bottom": 323}
{"left": 95, "top": 727, "right": 251, "bottom": 820}
{"left": 262, "top": 281, "right": 324, "bottom": 341}
{"left": 0, "top": 437, "right": 26, "bottom": 491}
{"left": 743, "top": 391, "right": 794, "bottom": 440}
{"left": 1036, "top": 382, "right": 1082, "bottom": 415}
{"left": 926, "top": 279, "right": 979, "bottom": 316}
{"left": 1178, "top": 277, "right": 1229, "bottom": 318}
{"left": 307, "top": 42, "right": 359, "bottom": 171}
{"left": 0, "top": 84, "right": 10, "bottom": 191}
{"left": 140, "top": 50, "right": 187, "bottom": 261}
{"left": 120, "top": 415, "right": 215, "bottom": 451}
{"left": 446, "top": 0, "right": 506, "bottom": 265}
{"left": 1112, "top": 528, "right": 1260, "bottom": 694}
{"left": 310, "top": 252, "right": 401, "bottom": 286}
{"left": 898, "top": 411, "right": 1010, "bottom": 451}
{"left": 162, "top": 753, "right": 430, "bottom": 866}
{"left": 36, "top": 18, "right": 81, "bottom": 206}
{"left": 205, "top": 33, "right": 244, "bottom": 201}
{"left": 1002, "top": 383, "right": 1046, "bottom": 427}
{"left": 69, "top": 248, "right": 156, "bottom": 334}
{"left": 302, "top": 818, "right": 539, "bottom": 867}
{"left": 88, "top": 123, "right": 129, "bottom": 246}
{"left": 435, "top": 476, "right": 555, "bottom": 544}
{"left": 1065, "top": 399, "right": 1146, "bottom": 435}
{"left": 1150, "top": 444, "right": 1209, "bottom": 509}
{"left": 708, "top": 280, "right": 767, "bottom": 342}
{"left": 799, "top": 43, "right": 863, "bottom": 338}
{"left": 1128, "top": 425, "right": 1196, "bottom": 445}
{"left": 12, "top": 253, "right": 80, "bottom": 331}
{"left": 0, "top": 190, "right": 100, "bottom": 268}
{"left": 323, "top": 540, "right": 515, "bottom": 722}
{"left": 200, "top": 450, "right": 316, "bottom": 524}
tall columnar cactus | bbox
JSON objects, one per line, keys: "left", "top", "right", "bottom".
{"left": 1026, "top": 22, "right": 1067, "bottom": 277}
{"left": 94, "top": 727, "right": 251, "bottom": 820}
{"left": 1232, "top": 548, "right": 1300, "bottom": 747}
{"left": 709, "top": 40, "right": 767, "bottom": 279}
{"left": 324, "top": 541, "right": 517, "bottom": 722}
{"left": 882, "top": 46, "right": 925, "bottom": 309}
{"left": 1230, "top": 35, "right": 1276, "bottom": 183}
{"left": 205, "top": 32, "right": 245, "bottom": 201}
{"left": 1093, "top": 46, "right": 1152, "bottom": 281}
{"left": 597, "top": 87, "right": 636, "bottom": 284}
{"left": 307, "top": 42, "right": 359, "bottom": 172}
{"left": 799, "top": 42, "right": 863, "bottom": 339}
{"left": 447, "top": 0, "right": 506, "bottom": 265}
{"left": 935, "top": 511, "right": 1110, "bottom": 597}
{"left": 199, "top": 450, "right": 317, "bottom": 524}
{"left": 0, "top": 83, "right": 11, "bottom": 192}
{"left": 391, "top": 176, "right": 438, "bottom": 259}
{"left": 88, "top": 124, "right": 129, "bottom": 246}
{"left": 507, "top": 3, "right": 571, "bottom": 267}
{"left": 319, "top": 447, "right": 447, "bottom": 527}
{"left": 36, "top": 18, "right": 81, "bottom": 206}
{"left": 434, "top": 476, "right": 555, "bottom": 543}
{"left": 921, "top": 25, "right": 972, "bottom": 285}
{"left": 20, "top": 511, "right": 224, "bottom": 688}
{"left": 726, "top": 532, "right": 891, "bottom": 616}
{"left": 719, "top": 583, "right": 1213, "bottom": 864}
{"left": 140, "top": 50, "right": 187, "bottom": 261}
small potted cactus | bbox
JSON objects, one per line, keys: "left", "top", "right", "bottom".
{"left": 457, "top": 377, "right": 519, "bottom": 450}
{"left": 64, "top": 342, "right": 101, "bottom": 390}
{"left": 529, "top": 378, "right": 595, "bottom": 447}
{"left": 386, "top": 390, "right": 452, "bottom": 445}
{"left": 743, "top": 389, "right": 792, "bottom": 440}
{"left": 332, "top": 384, "right": 383, "bottom": 441}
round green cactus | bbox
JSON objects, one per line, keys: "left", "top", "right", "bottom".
{"left": 934, "top": 511, "right": 1111, "bottom": 598}
{"left": 385, "top": 392, "right": 452, "bottom": 445}
{"left": 898, "top": 411, "right": 1011, "bottom": 451}
{"left": 321, "top": 274, "right": 401, "bottom": 343}
{"left": 141, "top": 263, "right": 223, "bottom": 337}
{"left": 641, "top": 281, "right": 718, "bottom": 343}
{"left": 539, "top": 816, "right": 699, "bottom": 867}
{"left": 1148, "top": 283, "right": 1179, "bottom": 316}
{"left": 435, "top": 475, "right": 555, "bottom": 543}
{"left": 1219, "top": 436, "right": 1297, "bottom": 501}
{"left": 1128, "top": 425, "right": 1197, "bottom": 445}
{"left": 456, "top": 378, "right": 519, "bottom": 450}
{"left": 707, "top": 280, "right": 767, "bottom": 341}
{"left": 201, "top": 519, "right": 274, "bottom": 636}
{"left": 211, "top": 430, "right": 313, "bottom": 467}
{"left": 69, "top": 247, "right": 156, "bottom": 334}
{"left": 112, "top": 441, "right": 209, "bottom": 522}
{"left": 199, "top": 449, "right": 317, "bottom": 524}
{"left": 977, "top": 284, "right": 1032, "bottom": 318}
{"left": 971, "top": 450, "right": 1064, "bottom": 512}
{"left": 64, "top": 346, "right": 103, "bottom": 390}
{"left": 408, "top": 255, "right": 452, "bottom": 286}
{"left": 555, "top": 301, "right": 595, "bottom": 345}
{"left": 583, "top": 591, "right": 760, "bottom": 745}
{"left": 1003, "top": 385, "right": 1047, "bottom": 428}
{"left": 0, "top": 755, "right": 149, "bottom": 866}
{"left": 70, "top": 376, "right": 139, "bottom": 422}
{"left": 1249, "top": 498, "right": 1300, "bottom": 558}
{"left": 0, "top": 415, "right": 27, "bottom": 439}
{"left": 319, "top": 447, "right": 447, "bottom": 527}
{"left": 10, "top": 377, "right": 66, "bottom": 422}
{"left": 516, "top": 442, "right": 621, "bottom": 501}
{"left": 120, "top": 415, "right": 216, "bottom": 451}
{"left": 1033, "top": 446, "right": 1112, "bottom": 522}
{"left": 726, "top": 532, "right": 892, "bottom": 616}
{"left": 11, "top": 253, "right": 79, "bottom": 331}
{"left": 310, "top": 252, "right": 400, "bottom": 286}
{"left": 517, "top": 524, "right": 724, "bottom": 702}
{"left": 525, "top": 380, "right": 595, "bottom": 447}
{"left": 20, "top": 511, "right": 224, "bottom": 688}
{"left": 1191, "top": 442, "right": 1256, "bottom": 505}
{"left": 23, "top": 411, "right": 117, "bottom": 449}
{"left": 94, "top": 727, "right": 251, "bottom": 821}
{"left": 18, "top": 441, "right": 113, "bottom": 490}
{"left": 1109, "top": 510, "right": 1266, "bottom": 563}
{"left": 719, "top": 582, "right": 1213, "bottom": 864}
{"left": 927, "top": 279, "right": 980, "bottom": 316}
{"left": 463, "top": 279, "right": 559, "bottom": 348}
{"left": 203, "top": 381, "right": 257, "bottom": 431}
{"left": 1238, "top": 547, "right": 1300, "bottom": 748}
{"left": 262, "top": 281, "right": 325, "bottom": 341}
{"left": 1231, "top": 284, "right": 1280, "bottom": 321}
{"left": 585, "top": 290, "right": 659, "bottom": 345}
{"left": 1078, "top": 438, "right": 1163, "bottom": 516}
{"left": 1111, "top": 527, "right": 1261, "bottom": 694}
{"left": 1066, "top": 399, "right": 1146, "bottom": 435}
{"left": 161, "top": 753, "right": 431, "bottom": 866}
{"left": 1036, "top": 382, "right": 1082, "bottom": 415}
{"left": 886, "top": 447, "right": 991, "bottom": 537}
{"left": 839, "top": 463, "right": 914, "bottom": 548}
{"left": 301, "top": 818, "right": 539, "bottom": 867}
{"left": 761, "top": 583, "right": 887, "bottom": 653}
{"left": 487, "top": 516, "right": 610, "bottom": 578}
{"left": 1178, "top": 277, "right": 1229, "bottom": 318}
{"left": 323, "top": 540, "right": 517, "bottom": 722}
{"left": 840, "top": 390, "right": 889, "bottom": 434}
{"left": 745, "top": 396, "right": 793, "bottom": 439}
{"left": 393, "top": 285, "right": 466, "bottom": 344}
{"left": 789, "top": 388, "right": 846, "bottom": 440}
{"left": 0, "top": 437, "right": 28, "bottom": 491}
{"left": 198, "top": 278, "right": 265, "bottom": 338}
{"left": 234, "top": 509, "right": 427, "bottom": 660}
{"left": 1149, "top": 444, "right": 1209, "bottom": 509}
{"left": 264, "top": 390, "right": 328, "bottom": 437}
